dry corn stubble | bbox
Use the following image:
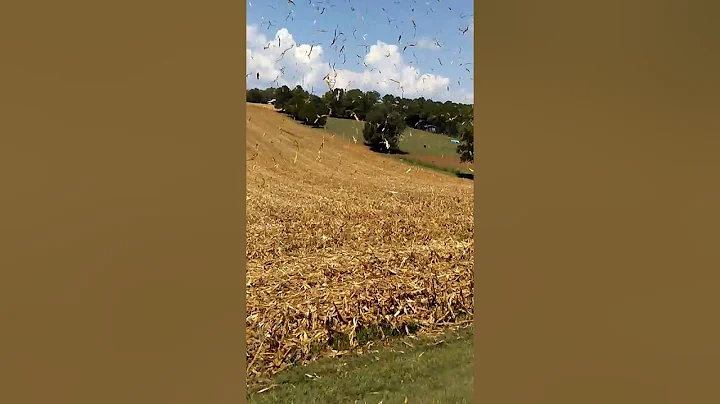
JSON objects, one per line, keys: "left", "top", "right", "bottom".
{"left": 245, "top": 103, "right": 474, "bottom": 385}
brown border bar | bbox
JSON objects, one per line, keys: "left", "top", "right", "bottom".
{"left": 0, "top": 1, "right": 247, "bottom": 403}
{"left": 476, "top": 0, "right": 720, "bottom": 402}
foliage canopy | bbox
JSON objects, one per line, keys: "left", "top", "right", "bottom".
{"left": 247, "top": 85, "right": 473, "bottom": 159}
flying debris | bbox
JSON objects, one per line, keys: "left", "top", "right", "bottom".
{"left": 246, "top": 0, "right": 473, "bottom": 136}
{"left": 277, "top": 44, "right": 294, "bottom": 62}
{"left": 313, "top": 112, "right": 330, "bottom": 124}
{"left": 330, "top": 28, "right": 340, "bottom": 47}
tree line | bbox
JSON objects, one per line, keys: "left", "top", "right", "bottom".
{"left": 247, "top": 85, "right": 474, "bottom": 162}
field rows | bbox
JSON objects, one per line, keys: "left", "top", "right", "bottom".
{"left": 245, "top": 103, "right": 474, "bottom": 385}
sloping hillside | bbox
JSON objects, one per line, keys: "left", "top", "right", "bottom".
{"left": 245, "top": 103, "right": 474, "bottom": 384}
{"left": 323, "top": 116, "right": 474, "bottom": 173}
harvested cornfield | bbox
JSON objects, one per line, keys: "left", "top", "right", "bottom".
{"left": 246, "top": 103, "right": 474, "bottom": 384}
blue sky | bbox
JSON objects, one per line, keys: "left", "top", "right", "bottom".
{"left": 246, "top": 0, "right": 473, "bottom": 104}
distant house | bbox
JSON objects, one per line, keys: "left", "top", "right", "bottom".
{"left": 423, "top": 125, "right": 437, "bottom": 133}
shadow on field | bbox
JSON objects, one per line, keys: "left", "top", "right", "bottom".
{"left": 368, "top": 147, "right": 409, "bottom": 155}
{"left": 456, "top": 172, "right": 474, "bottom": 180}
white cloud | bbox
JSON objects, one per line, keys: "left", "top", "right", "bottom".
{"left": 246, "top": 24, "right": 473, "bottom": 104}
{"left": 246, "top": 25, "right": 328, "bottom": 89}
{"left": 415, "top": 38, "right": 442, "bottom": 51}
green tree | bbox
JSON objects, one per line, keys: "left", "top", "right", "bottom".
{"left": 381, "top": 94, "right": 397, "bottom": 107}
{"left": 341, "top": 89, "right": 365, "bottom": 119}
{"left": 363, "top": 104, "right": 406, "bottom": 153}
{"left": 298, "top": 102, "right": 318, "bottom": 126}
{"left": 403, "top": 99, "right": 422, "bottom": 129}
{"left": 365, "top": 90, "right": 380, "bottom": 105}
{"left": 359, "top": 91, "right": 380, "bottom": 120}
{"left": 247, "top": 88, "right": 264, "bottom": 103}
{"left": 284, "top": 86, "right": 308, "bottom": 119}
{"left": 292, "top": 95, "right": 329, "bottom": 127}
{"left": 274, "top": 85, "right": 292, "bottom": 110}
{"left": 261, "top": 83, "right": 472, "bottom": 136}
{"left": 310, "top": 95, "right": 329, "bottom": 127}
{"left": 260, "top": 87, "right": 275, "bottom": 103}
{"left": 291, "top": 85, "right": 307, "bottom": 99}
{"left": 322, "top": 89, "right": 345, "bottom": 118}
{"left": 456, "top": 121, "right": 474, "bottom": 163}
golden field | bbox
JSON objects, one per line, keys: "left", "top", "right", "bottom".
{"left": 245, "top": 103, "right": 474, "bottom": 383}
